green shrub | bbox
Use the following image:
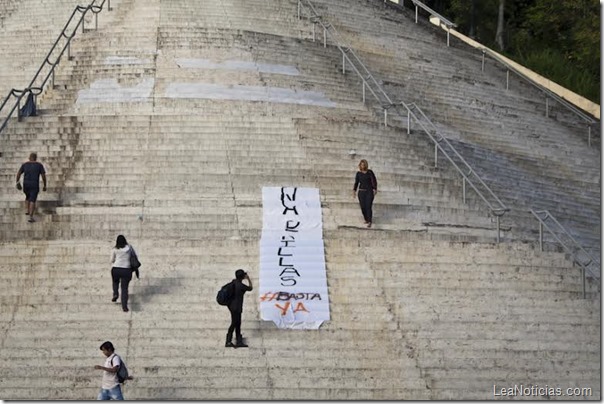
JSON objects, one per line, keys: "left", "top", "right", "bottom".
{"left": 515, "top": 48, "right": 600, "bottom": 103}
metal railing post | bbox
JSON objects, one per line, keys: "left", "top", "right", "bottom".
{"left": 545, "top": 97, "right": 549, "bottom": 118}
{"left": 362, "top": 82, "right": 366, "bottom": 103}
{"left": 588, "top": 125, "right": 591, "bottom": 146}
{"left": 434, "top": 142, "right": 438, "bottom": 167}
{"left": 582, "top": 264, "right": 586, "bottom": 298}
{"left": 506, "top": 70, "right": 509, "bottom": 90}
{"left": 496, "top": 215, "right": 501, "bottom": 243}
{"left": 539, "top": 221, "right": 543, "bottom": 251}
{"left": 462, "top": 177, "right": 466, "bottom": 204}
{"left": 446, "top": 27, "right": 450, "bottom": 47}
{"left": 481, "top": 51, "right": 485, "bottom": 71}
{"left": 407, "top": 112, "right": 410, "bottom": 134}
{"left": 415, "top": 5, "right": 418, "bottom": 23}
{"left": 342, "top": 52, "right": 345, "bottom": 74}
{"left": 383, "top": 108, "right": 388, "bottom": 127}
{"left": 297, "top": 0, "right": 301, "bottom": 19}
{"left": 312, "top": 23, "right": 316, "bottom": 42}
{"left": 323, "top": 27, "right": 327, "bottom": 47}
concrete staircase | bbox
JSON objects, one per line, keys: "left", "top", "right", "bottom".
{"left": 301, "top": 0, "right": 600, "bottom": 256}
{"left": 0, "top": 0, "right": 600, "bottom": 400}
{"left": 0, "top": 0, "right": 89, "bottom": 99}
{"left": 342, "top": 234, "right": 600, "bottom": 400}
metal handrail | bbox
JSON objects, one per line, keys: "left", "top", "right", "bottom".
{"left": 407, "top": 102, "right": 508, "bottom": 215}
{"left": 477, "top": 48, "right": 598, "bottom": 128}
{"left": 298, "top": 0, "right": 509, "bottom": 242}
{"left": 531, "top": 209, "right": 600, "bottom": 297}
{"left": 382, "top": 0, "right": 456, "bottom": 27}
{"left": 384, "top": 0, "right": 456, "bottom": 45}
{"left": 0, "top": 0, "right": 111, "bottom": 134}
{"left": 300, "top": 1, "right": 391, "bottom": 107}
{"left": 407, "top": 0, "right": 455, "bottom": 28}
{"left": 382, "top": 0, "right": 599, "bottom": 143}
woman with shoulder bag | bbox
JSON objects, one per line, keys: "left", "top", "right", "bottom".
{"left": 110, "top": 235, "right": 140, "bottom": 312}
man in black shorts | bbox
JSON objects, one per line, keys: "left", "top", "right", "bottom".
{"left": 16, "top": 152, "right": 47, "bottom": 223}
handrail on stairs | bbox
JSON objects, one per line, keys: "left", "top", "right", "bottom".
{"left": 387, "top": 0, "right": 456, "bottom": 46}
{"left": 381, "top": 0, "right": 599, "bottom": 146}
{"left": 531, "top": 209, "right": 600, "bottom": 298}
{"left": 297, "top": 0, "right": 598, "bottom": 298}
{"left": 298, "top": 0, "right": 509, "bottom": 242}
{"left": 0, "top": 0, "right": 112, "bottom": 135}
{"left": 407, "top": 102, "right": 509, "bottom": 213}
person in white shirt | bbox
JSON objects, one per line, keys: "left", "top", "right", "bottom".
{"left": 111, "top": 235, "right": 134, "bottom": 312}
{"left": 94, "top": 341, "right": 124, "bottom": 400}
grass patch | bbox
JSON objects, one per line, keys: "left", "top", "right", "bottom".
{"left": 514, "top": 48, "right": 600, "bottom": 103}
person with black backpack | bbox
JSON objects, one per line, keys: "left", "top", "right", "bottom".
{"left": 94, "top": 341, "right": 132, "bottom": 400}
{"left": 223, "top": 269, "right": 253, "bottom": 348}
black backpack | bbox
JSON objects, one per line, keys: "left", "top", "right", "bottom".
{"left": 111, "top": 355, "right": 130, "bottom": 384}
{"left": 216, "top": 281, "right": 235, "bottom": 306}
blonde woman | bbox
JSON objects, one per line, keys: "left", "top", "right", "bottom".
{"left": 352, "top": 159, "right": 378, "bottom": 228}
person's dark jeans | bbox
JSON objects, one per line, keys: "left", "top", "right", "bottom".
{"left": 227, "top": 308, "right": 243, "bottom": 342}
{"left": 112, "top": 267, "right": 133, "bottom": 310}
{"left": 357, "top": 190, "right": 374, "bottom": 223}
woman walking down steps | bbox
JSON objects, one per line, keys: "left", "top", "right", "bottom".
{"left": 353, "top": 159, "right": 378, "bottom": 228}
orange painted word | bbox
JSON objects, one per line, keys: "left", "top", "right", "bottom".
{"left": 274, "top": 301, "right": 310, "bottom": 315}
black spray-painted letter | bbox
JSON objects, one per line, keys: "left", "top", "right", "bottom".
{"left": 281, "top": 187, "right": 298, "bottom": 215}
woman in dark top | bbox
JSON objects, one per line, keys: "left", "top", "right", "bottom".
{"left": 352, "top": 159, "right": 378, "bottom": 228}
{"left": 226, "top": 269, "right": 253, "bottom": 348}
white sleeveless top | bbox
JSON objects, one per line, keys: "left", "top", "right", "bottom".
{"left": 111, "top": 245, "right": 131, "bottom": 269}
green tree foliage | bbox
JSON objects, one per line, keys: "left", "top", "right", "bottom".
{"left": 424, "top": 0, "right": 600, "bottom": 103}
{"left": 513, "top": 0, "right": 600, "bottom": 102}
{"left": 446, "top": 0, "right": 500, "bottom": 44}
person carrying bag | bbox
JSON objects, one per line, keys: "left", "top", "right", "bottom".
{"left": 110, "top": 235, "right": 141, "bottom": 312}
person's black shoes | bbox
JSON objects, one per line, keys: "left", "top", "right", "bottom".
{"left": 112, "top": 296, "right": 118, "bottom": 302}
{"left": 226, "top": 334, "right": 248, "bottom": 348}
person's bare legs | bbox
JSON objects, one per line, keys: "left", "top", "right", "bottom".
{"left": 28, "top": 201, "right": 36, "bottom": 222}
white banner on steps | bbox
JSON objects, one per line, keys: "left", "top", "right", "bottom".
{"left": 259, "top": 187, "right": 330, "bottom": 329}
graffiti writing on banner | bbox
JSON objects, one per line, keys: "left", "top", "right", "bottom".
{"left": 260, "top": 186, "right": 329, "bottom": 328}
{"left": 260, "top": 291, "right": 323, "bottom": 315}
{"left": 279, "top": 187, "right": 301, "bottom": 287}
{"left": 260, "top": 291, "right": 323, "bottom": 301}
